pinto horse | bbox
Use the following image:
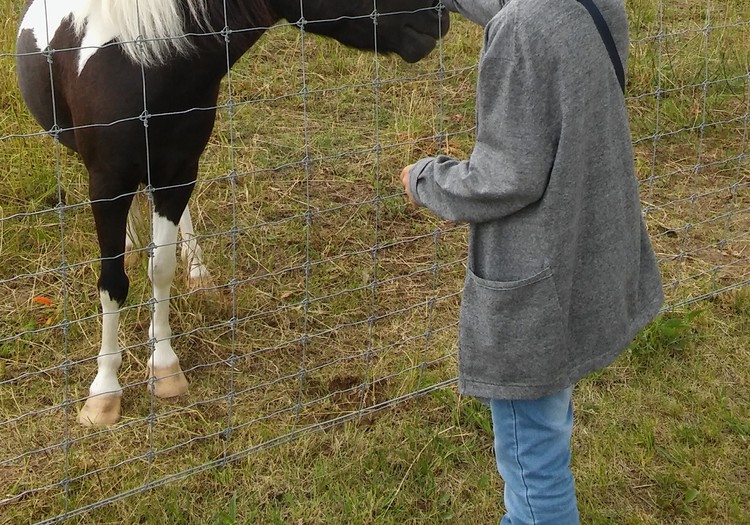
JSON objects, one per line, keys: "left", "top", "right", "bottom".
{"left": 16, "top": 0, "right": 449, "bottom": 426}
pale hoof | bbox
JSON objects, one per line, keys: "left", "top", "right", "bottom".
{"left": 148, "top": 363, "right": 189, "bottom": 398}
{"left": 78, "top": 393, "right": 122, "bottom": 427}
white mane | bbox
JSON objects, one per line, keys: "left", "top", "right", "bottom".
{"left": 73, "top": 0, "right": 207, "bottom": 66}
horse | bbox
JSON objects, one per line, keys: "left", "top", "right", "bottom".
{"left": 15, "top": 0, "right": 450, "bottom": 427}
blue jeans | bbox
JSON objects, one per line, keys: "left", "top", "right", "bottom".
{"left": 490, "top": 386, "right": 579, "bottom": 525}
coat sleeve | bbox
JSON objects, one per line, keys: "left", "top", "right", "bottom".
{"left": 409, "top": 17, "right": 561, "bottom": 224}
{"left": 442, "top": 0, "right": 505, "bottom": 26}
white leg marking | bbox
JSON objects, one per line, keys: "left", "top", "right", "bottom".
{"left": 149, "top": 213, "right": 179, "bottom": 370}
{"left": 147, "top": 213, "right": 188, "bottom": 397}
{"left": 90, "top": 291, "right": 123, "bottom": 397}
{"left": 178, "top": 207, "right": 212, "bottom": 288}
{"left": 78, "top": 290, "right": 123, "bottom": 426}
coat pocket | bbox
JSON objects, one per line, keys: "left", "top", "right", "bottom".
{"left": 459, "top": 266, "right": 569, "bottom": 388}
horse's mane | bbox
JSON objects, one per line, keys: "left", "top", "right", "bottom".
{"left": 73, "top": 0, "right": 277, "bottom": 67}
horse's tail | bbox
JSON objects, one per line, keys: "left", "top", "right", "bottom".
{"left": 73, "top": 0, "right": 206, "bottom": 66}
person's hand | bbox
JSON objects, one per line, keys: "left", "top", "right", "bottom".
{"left": 400, "top": 164, "right": 416, "bottom": 205}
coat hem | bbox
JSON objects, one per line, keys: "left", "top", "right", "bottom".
{"left": 458, "top": 294, "right": 664, "bottom": 400}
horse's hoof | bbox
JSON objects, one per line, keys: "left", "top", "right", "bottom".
{"left": 148, "top": 363, "right": 189, "bottom": 398}
{"left": 78, "top": 393, "right": 122, "bottom": 427}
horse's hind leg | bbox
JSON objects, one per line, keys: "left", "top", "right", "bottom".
{"left": 178, "top": 206, "right": 213, "bottom": 290}
{"left": 146, "top": 186, "right": 191, "bottom": 398}
{"left": 125, "top": 194, "right": 211, "bottom": 291}
{"left": 78, "top": 183, "right": 135, "bottom": 426}
{"left": 125, "top": 193, "right": 146, "bottom": 268}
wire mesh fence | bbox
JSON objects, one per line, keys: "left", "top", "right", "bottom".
{"left": 629, "top": 0, "right": 750, "bottom": 307}
{"left": 0, "top": 0, "right": 748, "bottom": 523}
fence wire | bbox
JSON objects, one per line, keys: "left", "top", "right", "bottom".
{"left": 0, "top": 0, "right": 748, "bottom": 522}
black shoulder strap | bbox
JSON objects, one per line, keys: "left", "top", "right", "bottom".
{"left": 576, "top": 0, "right": 626, "bottom": 94}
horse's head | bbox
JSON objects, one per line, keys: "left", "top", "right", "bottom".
{"left": 274, "top": 0, "right": 450, "bottom": 63}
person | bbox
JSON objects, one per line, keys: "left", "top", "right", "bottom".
{"left": 399, "top": 0, "right": 664, "bottom": 523}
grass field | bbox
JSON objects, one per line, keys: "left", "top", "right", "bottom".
{"left": 1, "top": 0, "right": 749, "bottom": 523}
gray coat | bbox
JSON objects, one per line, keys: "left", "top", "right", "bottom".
{"left": 409, "top": 0, "right": 664, "bottom": 399}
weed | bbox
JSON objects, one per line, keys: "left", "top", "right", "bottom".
{"left": 629, "top": 309, "right": 702, "bottom": 362}
{"left": 213, "top": 493, "right": 239, "bottom": 525}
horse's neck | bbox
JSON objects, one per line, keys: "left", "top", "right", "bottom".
{"left": 192, "top": 0, "right": 280, "bottom": 66}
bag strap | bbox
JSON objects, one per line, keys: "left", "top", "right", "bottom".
{"left": 576, "top": 0, "right": 626, "bottom": 94}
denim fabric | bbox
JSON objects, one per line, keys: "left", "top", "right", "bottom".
{"left": 490, "top": 387, "right": 579, "bottom": 525}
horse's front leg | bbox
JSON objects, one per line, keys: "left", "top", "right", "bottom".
{"left": 78, "top": 187, "right": 134, "bottom": 426}
{"left": 147, "top": 193, "right": 190, "bottom": 398}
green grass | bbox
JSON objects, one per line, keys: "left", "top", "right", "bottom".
{"left": 1, "top": 0, "right": 749, "bottom": 523}
{"left": 6, "top": 293, "right": 743, "bottom": 525}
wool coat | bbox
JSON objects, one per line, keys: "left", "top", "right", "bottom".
{"left": 409, "top": 0, "right": 664, "bottom": 399}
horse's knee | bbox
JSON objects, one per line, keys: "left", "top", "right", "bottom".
{"left": 98, "top": 265, "right": 129, "bottom": 306}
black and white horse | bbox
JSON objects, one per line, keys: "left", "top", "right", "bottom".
{"left": 16, "top": 0, "right": 449, "bottom": 426}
